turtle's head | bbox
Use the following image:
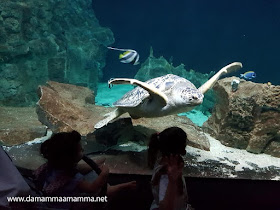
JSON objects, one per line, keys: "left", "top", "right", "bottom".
{"left": 175, "top": 87, "right": 204, "bottom": 106}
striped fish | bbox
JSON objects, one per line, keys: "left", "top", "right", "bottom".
{"left": 108, "top": 46, "right": 139, "bottom": 65}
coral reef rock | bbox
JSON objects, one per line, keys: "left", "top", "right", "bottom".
{"left": 37, "top": 81, "right": 210, "bottom": 150}
{"left": 0, "top": 107, "right": 47, "bottom": 146}
{"left": 134, "top": 47, "right": 215, "bottom": 114}
{"left": 203, "top": 77, "right": 280, "bottom": 157}
{"left": 0, "top": 0, "right": 114, "bottom": 106}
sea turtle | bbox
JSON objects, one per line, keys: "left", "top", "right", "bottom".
{"left": 94, "top": 62, "right": 242, "bottom": 129}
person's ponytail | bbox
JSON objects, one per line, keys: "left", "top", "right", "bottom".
{"left": 148, "top": 133, "right": 160, "bottom": 169}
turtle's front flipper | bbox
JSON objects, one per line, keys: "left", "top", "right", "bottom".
{"left": 94, "top": 108, "right": 125, "bottom": 129}
{"left": 108, "top": 78, "right": 168, "bottom": 106}
{"left": 198, "top": 62, "right": 242, "bottom": 94}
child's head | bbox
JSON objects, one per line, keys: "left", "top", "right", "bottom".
{"left": 148, "top": 127, "right": 187, "bottom": 168}
{"left": 40, "top": 130, "right": 83, "bottom": 169}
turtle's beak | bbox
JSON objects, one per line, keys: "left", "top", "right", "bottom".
{"left": 191, "top": 93, "right": 204, "bottom": 105}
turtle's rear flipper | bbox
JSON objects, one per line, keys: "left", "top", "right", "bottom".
{"left": 108, "top": 78, "right": 168, "bottom": 106}
{"left": 94, "top": 109, "right": 125, "bottom": 129}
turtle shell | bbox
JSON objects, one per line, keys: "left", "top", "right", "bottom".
{"left": 113, "top": 74, "right": 197, "bottom": 107}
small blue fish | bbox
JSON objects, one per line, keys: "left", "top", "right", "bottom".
{"left": 240, "top": 71, "right": 256, "bottom": 80}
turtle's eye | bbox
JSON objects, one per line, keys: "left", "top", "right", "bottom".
{"left": 192, "top": 96, "right": 198, "bottom": 100}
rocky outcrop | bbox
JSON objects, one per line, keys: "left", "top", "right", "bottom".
{"left": 203, "top": 77, "right": 280, "bottom": 157}
{"left": 36, "top": 81, "right": 112, "bottom": 135}
{"left": 92, "top": 115, "right": 210, "bottom": 151}
{"left": 0, "top": 107, "right": 47, "bottom": 146}
{"left": 37, "top": 81, "right": 210, "bottom": 150}
{"left": 0, "top": 0, "right": 114, "bottom": 106}
{"left": 132, "top": 116, "right": 210, "bottom": 151}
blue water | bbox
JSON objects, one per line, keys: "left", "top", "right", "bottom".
{"left": 93, "top": 0, "right": 280, "bottom": 85}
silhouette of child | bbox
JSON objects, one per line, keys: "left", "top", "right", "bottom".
{"left": 34, "top": 130, "right": 136, "bottom": 209}
{"left": 148, "top": 127, "right": 190, "bottom": 210}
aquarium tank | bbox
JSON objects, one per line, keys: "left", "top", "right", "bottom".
{"left": 0, "top": 0, "right": 279, "bottom": 185}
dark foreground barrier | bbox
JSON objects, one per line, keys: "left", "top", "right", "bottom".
{"left": 108, "top": 174, "right": 280, "bottom": 210}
